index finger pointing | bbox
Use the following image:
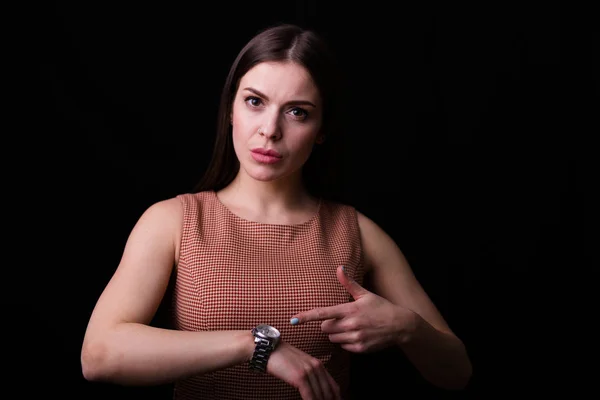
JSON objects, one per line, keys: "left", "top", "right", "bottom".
{"left": 291, "top": 303, "right": 348, "bottom": 325}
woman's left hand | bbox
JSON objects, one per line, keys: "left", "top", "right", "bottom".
{"left": 290, "top": 266, "right": 419, "bottom": 353}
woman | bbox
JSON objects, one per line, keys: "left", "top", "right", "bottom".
{"left": 81, "top": 23, "right": 472, "bottom": 400}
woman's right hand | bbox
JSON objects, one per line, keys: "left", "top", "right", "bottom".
{"left": 267, "top": 341, "right": 341, "bottom": 400}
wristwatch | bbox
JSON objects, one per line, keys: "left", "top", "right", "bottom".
{"left": 249, "top": 324, "right": 281, "bottom": 373}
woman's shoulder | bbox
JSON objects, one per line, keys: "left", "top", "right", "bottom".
{"left": 140, "top": 196, "right": 184, "bottom": 224}
{"left": 140, "top": 190, "right": 213, "bottom": 223}
{"left": 321, "top": 196, "right": 371, "bottom": 221}
{"left": 174, "top": 190, "right": 213, "bottom": 202}
{"left": 171, "top": 190, "right": 217, "bottom": 210}
{"left": 320, "top": 198, "right": 386, "bottom": 239}
{"left": 318, "top": 198, "right": 367, "bottom": 231}
{"left": 320, "top": 196, "right": 355, "bottom": 212}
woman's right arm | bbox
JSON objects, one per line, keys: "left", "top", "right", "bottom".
{"left": 81, "top": 198, "right": 341, "bottom": 399}
{"left": 81, "top": 198, "right": 255, "bottom": 385}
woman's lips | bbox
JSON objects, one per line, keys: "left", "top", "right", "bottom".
{"left": 251, "top": 151, "right": 282, "bottom": 164}
{"left": 251, "top": 148, "right": 283, "bottom": 164}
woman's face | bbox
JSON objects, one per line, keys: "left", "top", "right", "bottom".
{"left": 231, "top": 61, "right": 323, "bottom": 183}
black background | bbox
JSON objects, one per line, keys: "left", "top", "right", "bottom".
{"left": 14, "top": 1, "right": 591, "bottom": 398}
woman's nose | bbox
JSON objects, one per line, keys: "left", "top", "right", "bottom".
{"left": 258, "top": 115, "right": 282, "bottom": 140}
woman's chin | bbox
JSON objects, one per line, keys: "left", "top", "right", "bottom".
{"left": 241, "top": 160, "right": 302, "bottom": 183}
{"left": 251, "top": 174, "right": 277, "bottom": 182}
{"left": 245, "top": 165, "right": 300, "bottom": 183}
{"left": 245, "top": 167, "right": 282, "bottom": 182}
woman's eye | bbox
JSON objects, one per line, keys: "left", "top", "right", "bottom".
{"left": 290, "top": 108, "right": 308, "bottom": 119}
{"left": 245, "top": 96, "right": 262, "bottom": 107}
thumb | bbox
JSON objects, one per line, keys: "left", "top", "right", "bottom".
{"left": 337, "top": 266, "right": 368, "bottom": 300}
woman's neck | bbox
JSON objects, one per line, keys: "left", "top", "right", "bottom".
{"left": 215, "top": 172, "right": 319, "bottom": 225}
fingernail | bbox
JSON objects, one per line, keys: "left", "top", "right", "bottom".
{"left": 290, "top": 318, "right": 299, "bottom": 325}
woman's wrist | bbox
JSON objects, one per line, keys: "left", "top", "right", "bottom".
{"left": 234, "top": 330, "right": 256, "bottom": 362}
{"left": 394, "top": 308, "right": 422, "bottom": 347}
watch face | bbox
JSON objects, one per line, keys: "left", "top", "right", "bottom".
{"left": 256, "top": 324, "right": 280, "bottom": 339}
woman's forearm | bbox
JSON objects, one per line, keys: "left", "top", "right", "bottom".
{"left": 399, "top": 313, "right": 473, "bottom": 390}
{"left": 81, "top": 323, "right": 255, "bottom": 385}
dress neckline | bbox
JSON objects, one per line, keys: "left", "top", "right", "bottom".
{"left": 211, "top": 190, "right": 322, "bottom": 228}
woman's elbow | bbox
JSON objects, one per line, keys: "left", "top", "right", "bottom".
{"left": 81, "top": 339, "right": 116, "bottom": 382}
{"left": 443, "top": 360, "right": 473, "bottom": 391}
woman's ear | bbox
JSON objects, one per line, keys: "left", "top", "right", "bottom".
{"left": 315, "top": 135, "right": 325, "bottom": 144}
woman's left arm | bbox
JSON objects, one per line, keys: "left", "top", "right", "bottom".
{"left": 291, "top": 211, "right": 473, "bottom": 390}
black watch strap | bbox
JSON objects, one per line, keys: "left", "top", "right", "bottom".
{"left": 249, "top": 337, "right": 273, "bottom": 373}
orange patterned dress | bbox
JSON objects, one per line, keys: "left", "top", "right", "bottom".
{"left": 171, "top": 191, "right": 364, "bottom": 399}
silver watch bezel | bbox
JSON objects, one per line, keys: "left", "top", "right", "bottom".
{"left": 252, "top": 324, "right": 281, "bottom": 348}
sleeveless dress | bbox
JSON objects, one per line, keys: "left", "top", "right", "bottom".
{"left": 170, "top": 190, "right": 364, "bottom": 399}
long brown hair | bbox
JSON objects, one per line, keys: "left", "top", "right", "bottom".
{"left": 193, "top": 23, "right": 345, "bottom": 201}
